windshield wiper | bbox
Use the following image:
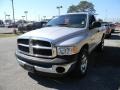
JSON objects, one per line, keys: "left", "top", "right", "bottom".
{"left": 57, "top": 24, "right": 71, "bottom": 27}
{"left": 45, "top": 24, "right": 69, "bottom": 27}
{"left": 57, "top": 23, "right": 68, "bottom": 26}
{"left": 45, "top": 25, "right": 53, "bottom": 27}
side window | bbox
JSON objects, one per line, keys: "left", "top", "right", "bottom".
{"left": 89, "top": 15, "right": 96, "bottom": 28}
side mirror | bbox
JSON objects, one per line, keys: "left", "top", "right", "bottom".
{"left": 105, "top": 24, "right": 108, "bottom": 26}
{"left": 92, "top": 22, "right": 101, "bottom": 28}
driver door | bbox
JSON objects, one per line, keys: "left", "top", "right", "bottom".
{"left": 88, "top": 15, "right": 99, "bottom": 51}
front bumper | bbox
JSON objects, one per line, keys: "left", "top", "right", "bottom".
{"left": 17, "top": 59, "right": 75, "bottom": 75}
{"left": 16, "top": 52, "right": 77, "bottom": 76}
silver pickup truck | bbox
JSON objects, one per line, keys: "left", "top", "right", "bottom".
{"left": 16, "top": 12, "right": 106, "bottom": 77}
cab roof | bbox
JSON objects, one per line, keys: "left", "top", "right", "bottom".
{"left": 64, "top": 12, "right": 95, "bottom": 16}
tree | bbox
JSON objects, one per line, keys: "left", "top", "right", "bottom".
{"left": 98, "top": 19, "right": 103, "bottom": 22}
{"left": 67, "top": 5, "right": 78, "bottom": 13}
{"left": 67, "top": 1, "right": 95, "bottom": 13}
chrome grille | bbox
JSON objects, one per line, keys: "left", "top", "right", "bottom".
{"left": 18, "top": 45, "right": 29, "bottom": 53}
{"left": 17, "top": 38, "right": 56, "bottom": 58}
{"left": 32, "top": 40, "right": 51, "bottom": 47}
{"left": 17, "top": 39, "right": 29, "bottom": 45}
{"left": 33, "top": 48, "right": 52, "bottom": 56}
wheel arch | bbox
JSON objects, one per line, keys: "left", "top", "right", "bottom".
{"left": 79, "top": 44, "right": 89, "bottom": 54}
{"left": 102, "top": 34, "right": 105, "bottom": 40}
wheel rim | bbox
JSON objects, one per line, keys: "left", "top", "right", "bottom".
{"left": 101, "top": 40, "right": 104, "bottom": 50}
{"left": 80, "top": 54, "right": 88, "bottom": 74}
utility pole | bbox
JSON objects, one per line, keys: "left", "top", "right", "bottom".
{"left": 56, "top": 6, "right": 62, "bottom": 16}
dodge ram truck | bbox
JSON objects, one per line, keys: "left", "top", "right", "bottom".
{"left": 16, "top": 12, "right": 105, "bottom": 77}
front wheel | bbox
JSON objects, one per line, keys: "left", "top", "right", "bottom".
{"left": 76, "top": 48, "right": 88, "bottom": 77}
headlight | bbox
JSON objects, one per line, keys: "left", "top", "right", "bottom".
{"left": 57, "top": 46, "right": 79, "bottom": 55}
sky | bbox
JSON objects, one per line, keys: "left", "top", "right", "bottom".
{"left": 0, "top": 0, "right": 120, "bottom": 22}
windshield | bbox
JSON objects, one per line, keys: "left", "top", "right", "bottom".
{"left": 47, "top": 14, "right": 87, "bottom": 28}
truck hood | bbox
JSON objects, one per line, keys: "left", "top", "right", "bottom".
{"left": 19, "top": 26, "right": 85, "bottom": 43}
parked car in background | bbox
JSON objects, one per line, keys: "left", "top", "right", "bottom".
{"left": 102, "top": 22, "right": 112, "bottom": 38}
{"left": 32, "top": 21, "right": 47, "bottom": 30}
{"left": 7, "top": 23, "right": 18, "bottom": 28}
{"left": 115, "top": 23, "right": 120, "bottom": 27}
{"left": 0, "top": 24, "right": 4, "bottom": 27}
{"left": 18, "top": 21, "right": 47, "bottom": 33}
{"left": 18, "top": 23, "right": 29, "bottom": 33}
{"left": 110, "top": 23, "right": 116, "bottom": 33}
{"left": 0, "top": 20, "right": 4, "bottom": 27}
{"left": 17, "top": 20, "right": 28, "bottom": 33}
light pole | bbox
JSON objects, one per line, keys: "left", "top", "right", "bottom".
{"left": 22, "top": 16, "right": 25, "bottom": 20}
{"left": 11, "top": 0, "right": 15, "bottom": 25}
{"left": 4, "top": 12, "right": 6, "bottom": 24}
{"left": 21, "top": 16, "right": 25, "bottom": 25}
{"left": 38, "top": 15, "right": 40, "bottom": 21}
{"left": 43, "top": 16, "right": 46, "bottom": 21}
{"left": 56, "top": 6, "right": 62, "bottom": 16}
{"left": 24, "top": 11, "right": 28, "bottom": 21}
{"left": 6, "top": 15, "right": 10, "bottom": 20}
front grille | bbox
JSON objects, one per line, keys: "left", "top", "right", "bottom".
{"left": 33, "top": 48, "right": 52, "bottom": 56}
{"left": 17, "top": 38, "right": 56, "bottom": 58}
{"left": 17, "top": 39, "right": 29, "bottom": 45}
{"left": 18, "top": 45, "right": 29, "bottom": 53}
{"left": 32, "top": 40, "right": 51, "bottom": 47}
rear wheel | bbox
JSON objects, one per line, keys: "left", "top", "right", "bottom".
{"left": 97, "top": 38, "right": 104, "bottom": 52}
{"left": 109, "top": 33, "right": 111, "bottom": 37}
{"left": 111, "top": 29, "right": 115, "bottom": 33}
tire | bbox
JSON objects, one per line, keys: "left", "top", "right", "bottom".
{"left": 111, "top": 29, "right": 114, "bottom": 33}
{"left": 109, "top": 33, "right": 111, "bottom": 37}
{"left": 97, "top": 39, "right": 104, "bottom": 52}
{"left": 75, "top": 48, "right": 88, "bottom": 77}
{"left": 107, "top": 32, "right": 111, "bottom": 38}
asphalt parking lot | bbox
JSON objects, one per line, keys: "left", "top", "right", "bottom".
{"left": 0, "top": 28, "right": 120, "bottom": 90}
